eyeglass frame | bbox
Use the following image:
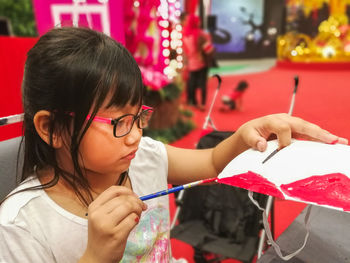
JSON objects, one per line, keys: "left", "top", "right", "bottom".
{"left": 86, "top": 105, "right": 153, "bottom": 138}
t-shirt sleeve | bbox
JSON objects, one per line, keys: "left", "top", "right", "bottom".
{"left": 138, "top": 137, "right": 168, "bottom": 176}
{"left": 0, "top": 224, "right": 54, "bottom": 263}
{"left": 129, "top": 137, "right": 169, "bottom": 196}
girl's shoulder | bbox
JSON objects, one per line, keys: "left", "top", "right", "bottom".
{"left": 138, "top": 136, "right": 167, "bottom": 158}
{"left": 0, "top": 177, "right": 42, "bottom": 224}
{"left": 129, "top": 137, "right": 168, "bottom": 196}
{"left": 132, "top": 136, "right": 168, "bottom": 171}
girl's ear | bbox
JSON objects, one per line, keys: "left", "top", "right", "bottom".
{"left": 33, "top": 110, "right": 63, "bottom": 148}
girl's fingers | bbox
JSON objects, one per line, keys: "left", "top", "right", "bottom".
{"left": 89, "top": 185, "right": 141, "bottom": 211}
{"left": 242, "top": 114, "right": 292, "bottom": 151}
{"left": 110, "top": 206, "right": 142, "bottom": 228}
{"left": 288, "top": 116, "right": 348, "bottom": 144}
{"left": 264, "top": 115, "right": 292, "bottom": 149}
{"left": 242, "top": 128, "right": 267, "bottom": 151}
{"left": 240, "top": 114, "right": 348, "bottom": 153}
{"left": 111, "top": 212, "right": 142, "bottom": 239}
{"left": 95, "top": 193, "right": 146, "bottom": 215}
{"left": 87, "top": 186, "right": 147, "bottom": 234}
{"left": 294, "top": 132, "right": 348, "bottom": 145}
{"left": 336, "top": 137, "right": 348, "bottom": 144}
{"left": 88, "top": 195, "right": 146, "bottom": 234}
{"left": 107, "top": 196, "right": 144, "bottom": 224}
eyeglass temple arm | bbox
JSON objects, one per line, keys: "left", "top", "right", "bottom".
{"left": 142, "top": 105, "right": 153, "bottom": 112}
{"left": 0, "top": 106, "right": 153, "bottom": 127}
{"left": 86, "top": 115, "right": 112, "bottom": 124}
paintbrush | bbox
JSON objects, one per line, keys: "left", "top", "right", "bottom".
{"left": 140, "top": 177, "right": 217, "bottom": 201}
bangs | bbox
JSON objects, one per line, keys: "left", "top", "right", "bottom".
{"left": 106, "top": 62, "right": 143, "bottom": 109}
{"left": 90, "top": 38, "right": 144, "bottom": 113}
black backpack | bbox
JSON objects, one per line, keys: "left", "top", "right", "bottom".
{"left": 199, "top": 131, "right": 265, "bottom": 241}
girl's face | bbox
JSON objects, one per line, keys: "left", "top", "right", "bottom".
{"left": 77, "top": 104, "right": 143, "bottom": 177}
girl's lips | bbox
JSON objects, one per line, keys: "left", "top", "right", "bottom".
{"left": 123, "top": 150, "right": 137, "bottom": 160}
{"left": 124, "top": 153, "right": 136, "bottom": 160}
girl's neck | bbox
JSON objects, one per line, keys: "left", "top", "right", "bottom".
{"left": 38, "top": 167, "right": 130, "bottom": 197}
{"left": 85, "top": 170, "right": 131, "bottom": 195}
{"left": 37, "top": 167, "right": 131, "bottom": 218}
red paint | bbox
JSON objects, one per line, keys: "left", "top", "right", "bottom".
{"left": 281, "top": 173, "right": 350, "bottom": 211}
{"left": 202, "top": 178, "right": 217, "bottom": 184}
{"left": 217, "top": 171, "right": 285, "bottom": 199}
{"left": 330, "top": 139, "right": 339, "bottom": 145}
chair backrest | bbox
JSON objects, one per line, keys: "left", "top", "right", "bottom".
{"left": 0, "top": 137, "right": 23, "bottom": 200}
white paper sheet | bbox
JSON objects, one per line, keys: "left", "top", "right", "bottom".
{"left": 218, "top": 139, "right": 350, "bottom": 212}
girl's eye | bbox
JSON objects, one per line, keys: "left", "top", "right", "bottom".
{"left": 117, "top": 116, "right": 134, "bottom": 129}
{"left": 116, "top": 120, "right": 125, "bottom": 129}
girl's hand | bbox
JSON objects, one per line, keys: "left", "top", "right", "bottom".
{"left": 79, "top": 186, "right": 147, "bottom": 263}
{"left": 236, "top": 113, "right": 348, "bottom": 152}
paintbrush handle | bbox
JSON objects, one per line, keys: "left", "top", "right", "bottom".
{"left": 140, "top": 185, "right": 184, "bottom": 201}
{"left": 140, "top": 178, "right": 216, "bottom": 201}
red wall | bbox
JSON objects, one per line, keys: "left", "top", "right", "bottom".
{"left": 0, "top": 36, "right": 38, "bottom": 141}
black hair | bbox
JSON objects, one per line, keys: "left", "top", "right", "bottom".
{"left": 235, "top": 80, "right": 249, "bottom": 91}
{"left": 19, "top": 26, "right": 144, "bottom": 206}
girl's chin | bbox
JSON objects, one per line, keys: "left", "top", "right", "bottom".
{"left": 85, "top": 162, "right": 131, "bottom": 176}
{"left": 114, "top": 161, "right": 132, "bottom": 172}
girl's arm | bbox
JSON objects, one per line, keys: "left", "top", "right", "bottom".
{"left": 166, "top": 113, "right": 348, "bottom": 185}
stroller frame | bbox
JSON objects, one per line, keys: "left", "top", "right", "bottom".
{"left": 171, "top": 75, "right": 299, "bottom": 262}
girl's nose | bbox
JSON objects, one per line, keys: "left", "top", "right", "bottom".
{"left": 125, "top": 122, "right": 142, "bottom": 145}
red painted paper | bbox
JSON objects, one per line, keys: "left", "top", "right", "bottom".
{"left": 280, "top": 173, "right": 350, "bottom": 211}
{"left": 217, "top": 171, "right": 285, "bottom": 199}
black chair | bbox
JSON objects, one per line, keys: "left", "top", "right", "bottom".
{"left": 0, "top": 137, "right": 23, "bottom": 200}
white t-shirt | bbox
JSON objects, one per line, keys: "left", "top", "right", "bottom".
{"left": 0, "top": 137, "right": 172, "bottom": 263}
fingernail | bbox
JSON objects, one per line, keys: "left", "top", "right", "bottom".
{"left": 257, "top": 141, "right": 264, "bottom": 151}
{"left": 135, "top": 217, "right": 140, "bottom": 223}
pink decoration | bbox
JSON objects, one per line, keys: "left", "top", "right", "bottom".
{"left": 123, "top": 0, "right": 172, "bottom": 90}
{"left": 139, "top": 66, "right": 170, "bottom": 91}
{"left": 32, "top": 0, "right": 125, "bottom": 44}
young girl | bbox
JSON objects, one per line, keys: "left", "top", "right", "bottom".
{"left": 0, "top": 27, "right": 347, "bottom": 263}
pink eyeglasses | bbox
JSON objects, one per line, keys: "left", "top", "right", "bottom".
{"left": 87, "top": 105, "right": 153, "bottom": 138}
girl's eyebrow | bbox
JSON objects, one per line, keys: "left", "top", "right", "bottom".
{"left": 97, "top": 106, "right": 139, "bottom": 116}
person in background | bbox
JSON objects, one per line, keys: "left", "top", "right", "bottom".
{"left": 221, "top": 80, "right": 249, "bottom": 111}
{"left": 182, "top": 14, "right": 214, "bottom": 111}
{"left": 0, "top": 26, "right": 347, "bottom": 263}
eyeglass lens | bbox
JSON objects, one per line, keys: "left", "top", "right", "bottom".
{"left": 113, "top": 110, "right": 152, "bottom": 137}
